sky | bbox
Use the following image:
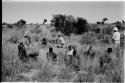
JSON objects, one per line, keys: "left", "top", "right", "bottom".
{"left": 2, "top": 1, "right": 125, "bottom": 24}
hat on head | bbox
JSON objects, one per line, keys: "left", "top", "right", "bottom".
{"left": 113, "top": 27, "right": 118, "bottom": 31}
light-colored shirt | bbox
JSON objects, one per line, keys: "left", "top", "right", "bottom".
{"left": 67, "top": 49, "right": 74, "bottom": 56}
{"left": 59, "top": 37, "right": 65, "bottom": 44}
{"left": 112, "top": 32, "right": 120, "bottom": 41}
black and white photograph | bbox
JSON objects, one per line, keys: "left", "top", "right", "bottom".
{"left": 2, "top": 0, "right": 125, "bottom": 82}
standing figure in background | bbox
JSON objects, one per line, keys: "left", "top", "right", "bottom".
{"left": 112, "top": 27, "right": 120, "bottom": 57}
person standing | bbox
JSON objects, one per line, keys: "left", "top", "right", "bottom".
{"left": 112, "top": 27, "right": 120, "bottom": 47}
{"left": 112, "top": 27, "right": 121, "bottom": 57}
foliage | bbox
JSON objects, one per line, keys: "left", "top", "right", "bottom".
{"left": 51, "top": 14, "right": 88, "bottom": 36}
{"left": 16, "top": 19, "right": 26, "bottom": 28}
{"left": 114, "top": 21, "right": 125, "bottom": 31}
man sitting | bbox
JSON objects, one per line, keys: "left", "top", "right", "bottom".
{"left": 64, "top": 45, "right": 75, "bottom": 66}
{"left": 42, "top": 38, "right": 47, "bottom": 45}
{"left": 46, "top": 47, "right": 57, "bottom": 63}
{"left": 57, "top": 35, "right": 65, "bottom": 48}
{"left": 23, "top": 35, "right": 31, "bottom": 50}
{"left": 67, "top": 45, "right": 74, "bottom": 56}
{"left": 41, "top": 38, "right": 48, "bottom": 48}
{"left": 71, "top": 50, "right": 80, "bottom": 71}
{"left": 99, "top": 47, "right": 113, "bottom": 73}
{"left": 18, "top": 42, "right": 29, "bottom": 62}
{"left": 85, "top": 45, "right": 95, "bottom": 59}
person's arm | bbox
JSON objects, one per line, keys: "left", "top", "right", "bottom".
{"left": 112, "top": 33, "right": 115, "bottom": 40}
{"left": 112, "top": 33, "right": 116, "bottom": 42}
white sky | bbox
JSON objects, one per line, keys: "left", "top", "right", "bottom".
{"left": 2, "top": 1, "right": 125, "bottom": 24}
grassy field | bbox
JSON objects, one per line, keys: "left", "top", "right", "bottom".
{"left": 2, "top": 24, "right": 124, "bottom": 82}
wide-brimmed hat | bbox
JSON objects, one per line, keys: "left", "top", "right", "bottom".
{"left": 113, "top": 27, "right": 118, "bottom": 31}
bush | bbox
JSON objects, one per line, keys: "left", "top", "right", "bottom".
{"left": 51, "top": 14, "right": 88, "bottom": 36}
{"left": 75, "top": 17, "right": 88, "bottom": 34}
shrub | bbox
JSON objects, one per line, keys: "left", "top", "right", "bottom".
{"left": 75, "top": 17, "right": 88, "bottom": 34}
{"left": 16, "top": 19, "right": 26, "bottom": 29}
{"left": 51, "top": 14, "right": 88, "bottom": 36}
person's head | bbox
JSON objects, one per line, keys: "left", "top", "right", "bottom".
{"left": 19, "top": 42, "right": 24, "bottom": 46}
{"left": 49, "top": 47, "right": 53, "bottom": 52}
{"left": 113, "top": 27, "right": 118, "bottom": 32}
{"left": 43, "top": 38, "right": 46, "bottom": 41}
{"left": 89, "top": 45, "right": 92, "bottom": 49}
{"left": 68, "top": 45, "right": 72, "bottom": 51}
{"left": 24, "top": 35, "right": 28, "bottom": 38}
{"left": 58, "top": 35, "right": 61, "bottom": 38}
{"left": 107, "top": 48, "right": 112, "bottom": 54}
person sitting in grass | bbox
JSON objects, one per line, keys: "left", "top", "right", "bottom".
{"left": 23, "top": 35, "right": 31, "bottom": 49}
{"left": 99, "top": 47, "right": 113, "bottom": 74}
{"left": 64, "top": 45, "right": 75, "bottom": 66}
{"left": 67, "top": 45, "right": 74, "bottom": 56}
{"left": 18, "top": 42, "right": 29, "bottom": 62}
{"left": 71, "top": 50, "right": 81, "bottom": 72}
{"left": 57, "top": 35, "right": 65, "bottom": 48}
{"left": 41, "top": 37, "right": 48, "bottom": 48}
{"left": 46, "top": 47, "right": 57, "bottom": 63}
{"left": 42, "top": 37, "right": 47, "bottom": 45}
{"left": 85, "top": 45, "right": 95, "bottom": 59}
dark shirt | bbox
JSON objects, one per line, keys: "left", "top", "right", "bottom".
{"left": 18, "top": 44, "right": 27, "bottom": 55}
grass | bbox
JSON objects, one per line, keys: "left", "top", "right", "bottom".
{"left": 2, "top": 24, "right": 124, "bottom": 82}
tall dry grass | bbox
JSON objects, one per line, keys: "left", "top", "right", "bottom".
{"left": 2, "top": 24, "right": 124, "bottom": 82}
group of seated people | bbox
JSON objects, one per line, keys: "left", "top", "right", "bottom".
{"left": 18, "top": 35, "right": 39, "bottom": 62}
{"left": 18, "top": 34, "right": 65, "bottom": 62}
{"left": 46, "top": 45, "right": 81, "bottom": 71}
{"left": 18, "top": 34, "right": 114, "bottom": 73}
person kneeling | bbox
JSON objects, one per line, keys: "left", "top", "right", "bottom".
{"left": 46, "top": 47, "right": 57, "bottom": 63}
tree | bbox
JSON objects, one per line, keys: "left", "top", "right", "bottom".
{"left": 16, "top": 19, "right": 26, "bottom": 28}
{"left": 50, "top": 14, "right": 76, "bottom": 36}
{"left": 50, "top": 14, "right": 88, "bottom": 36}
{"left": 75, "top": 17, "right": 88, "bottom": 34}
{"left": 43, "top": 19, "right": 47, "bottom": 25}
